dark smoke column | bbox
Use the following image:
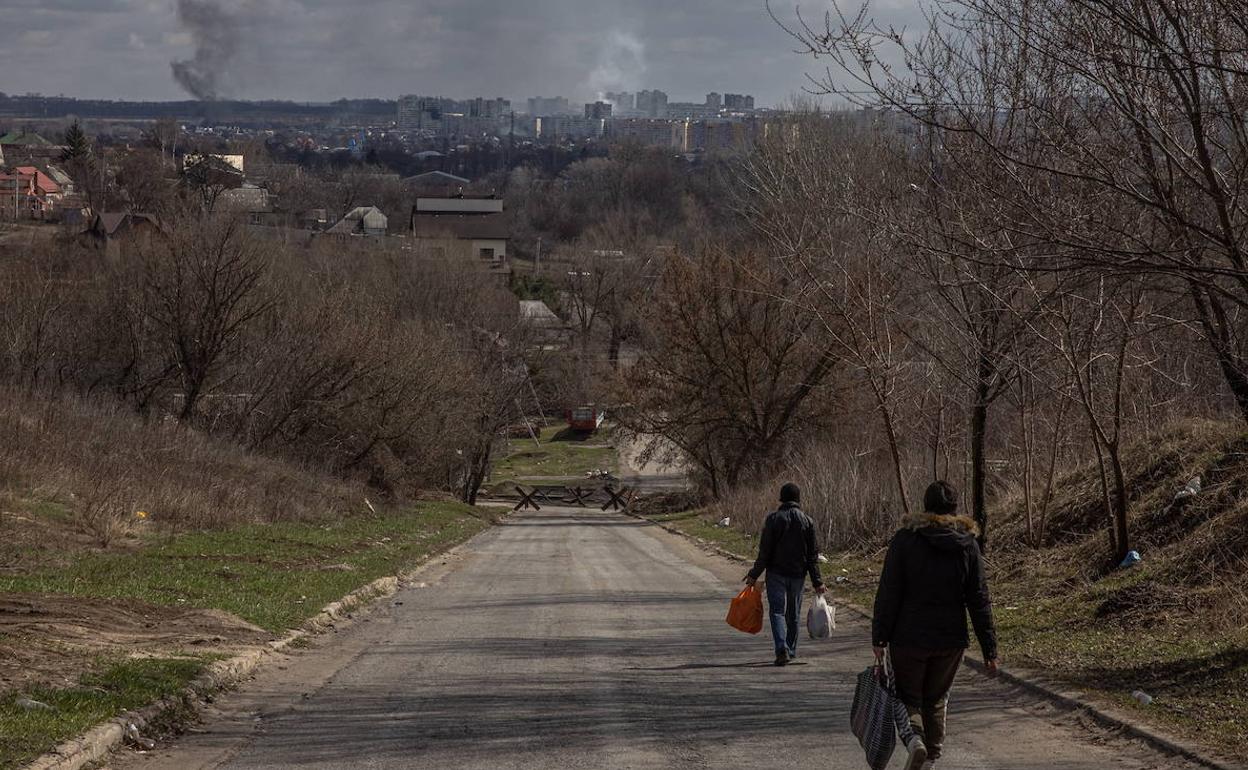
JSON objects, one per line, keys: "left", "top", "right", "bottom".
{"left": 170, "top": 0, "right": 238, "bottom": 100}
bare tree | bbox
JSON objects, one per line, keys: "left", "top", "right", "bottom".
{"left": 773, "top": 0, "right": 1248, "bottom": 424}
{"left": 137, "top": 215, "right": 274, "bottom": 421}
{"left": 619, "top": 242, "right": 841, "bottom": 496}
{"left": 733, "top": 113, "right": 921, "bottom": 511}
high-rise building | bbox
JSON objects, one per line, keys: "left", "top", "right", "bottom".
{"left": 584, "top": 101, "right": 613, "bottom": 120}
{"left": 724, "top": 93, "right": 756, "bottom": 110}
{"left": 705, "top": 92, "right": 722, "bottom": 109}
{"left": 398, "top": 94, "right": 450, "bottom": 130}
{"left": 607, "top": 117, "right": 680, "bottom": 148}
{"left": 636, "top": 89, "right": 669, "bottom": 118}
{"left": 468, "top": 97, "right": 510, "bottom": 118}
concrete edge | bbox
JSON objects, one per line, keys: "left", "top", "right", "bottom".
{"left": 20, "top": 515, "right": 500, "bottom": 770}
{"left": 627, "top": 510, "right": 1244, "bottom": 770}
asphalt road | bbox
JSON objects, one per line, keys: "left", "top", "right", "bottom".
{"left": 112, "top": 508, "right": 1204, "bottom": 770}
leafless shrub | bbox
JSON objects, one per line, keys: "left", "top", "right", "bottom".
{"left": 74, "top": 476, "right": 134, "bottom": 549}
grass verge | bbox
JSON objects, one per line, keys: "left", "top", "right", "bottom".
{"left": 1, "top": 501, "right": 492, "bottom": 633}
{"left": 1, "top": 500, "right": 496, "bottom": 768}
{"left": 0, "top": 657, "right": 209, "bottom": 769}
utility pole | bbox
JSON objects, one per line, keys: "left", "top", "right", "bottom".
{"left": 535, "top": 237, "right": 542, "bottom": 276}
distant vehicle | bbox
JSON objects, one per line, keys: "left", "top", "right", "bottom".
{"left": 566, "top": 405, "right": 606, "bottom": 432}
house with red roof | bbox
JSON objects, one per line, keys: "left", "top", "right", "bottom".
{"left": 0, "top": 165, "right": 62, "bottom": 220}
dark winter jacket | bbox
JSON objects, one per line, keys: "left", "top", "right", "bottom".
{"left": 747, "top": 503, "right": 824, "bottom": 587}
{"left": 872, "top": 512, "right": 998, "bottom": 660}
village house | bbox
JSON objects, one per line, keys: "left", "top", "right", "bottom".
{"left": 0, "top": 166, "right": 61, "bottom": 220}
{"left": 80, "top": 212, "right": 163, "bottom": 259}
{"left": 409, "top": 194, "right": 510, "bottom": 278}
{"left": 0, "top": 129, "right": 65, "bottom": 163}
{"left": 327, "top": 206, "right": 388, "bottom": 237}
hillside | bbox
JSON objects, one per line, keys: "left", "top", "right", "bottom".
{"left": 0, "top": 388, "right": 493, "bottom": 767}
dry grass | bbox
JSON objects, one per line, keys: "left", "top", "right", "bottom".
{"left": 0, "top": 386, "right": 361, "bottom": 563}
{"left": 711, "top": 440, "right": 929, "bottom": 551}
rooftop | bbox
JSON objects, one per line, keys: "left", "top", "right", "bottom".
{"left": 0, "top": 130, "right": 54, "bottom": 147}
{"left": 412, "top": 211, "right": 510, "bottom": 240}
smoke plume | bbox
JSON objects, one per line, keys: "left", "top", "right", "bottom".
{"left": 170, "top": 0, "right": 240, "bottom": 100}
{"left": 587, "top": 30, "right": 646, "bottom": 99}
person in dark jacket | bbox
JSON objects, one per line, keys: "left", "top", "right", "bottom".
{"left": 745, "top": 482, "right": 825, "bottom": 666}
{"left": 872, "top": 481, "right": 999, "bottom": 769}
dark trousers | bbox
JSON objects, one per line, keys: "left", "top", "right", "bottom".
{"left": 764, "top": 572, "right": 804, "bottom": 657}
{"left": 890, "top": 645, "right": 963, "bottom": 759}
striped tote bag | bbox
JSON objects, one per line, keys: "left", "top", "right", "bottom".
{"left": 850, "top": 664, "right": 914, "bottom": 770}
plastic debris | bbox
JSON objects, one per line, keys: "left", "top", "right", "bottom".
{"left": 1174, "top": 476, "right": 1202, "bottom": 502}
{"left": 1131, "top": 690, "right": 1154, "bottom": 706}
{"left": 835, "top": 575, "right": 849, "bottom": 584}
{"left": 716, "top": 516, "right": 731, "bottom": 527}
{"left": 817, "top": 553, "right": 829, "bottom": 563}
{"left": 1119, "top": 550, "right": 1142, "bottom": 569}
{"left": 15, "top": 697, "right": 54, "bottom": 711}
{"left": 125, "top": 723, "right": 156, "bottom": 751}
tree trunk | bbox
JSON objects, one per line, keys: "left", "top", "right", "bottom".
{"left": 969, "top": 357, "right": 993, "bottom": 550}
{"left": 1108, "top": 443, "right": 1130, "bottom": 566}
{"left": 608, "top": 328, "right": 622, "bottom": 371}
{"left": 875, "top": 389, "right": 912, "bottom": 515}
{"left": 1190, "top": 284, "right": 1248, "bottom": 422}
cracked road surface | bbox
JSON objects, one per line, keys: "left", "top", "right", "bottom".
{"left": 111, "top": 508, "right": 1205, "bottom": 769}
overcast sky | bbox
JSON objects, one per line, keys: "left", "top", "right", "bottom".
{"left": 0, "top": 0, "right": 920, "bottom": 107}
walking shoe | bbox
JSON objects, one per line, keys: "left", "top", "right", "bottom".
{"left": 774, "top": 650, "right": 789, "bottom": 666}
{"left": 920, "top": 762, "right": 936, "bottom": 770}
{"left": 903, "top": 736, "right": 928, "bottom": 770}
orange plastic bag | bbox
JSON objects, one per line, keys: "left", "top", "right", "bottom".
{"left": 726, "top": 584, "right": 764, "bottom": 634}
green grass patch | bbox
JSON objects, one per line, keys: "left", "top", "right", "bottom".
{"left": 491, "top": 424, "right": 617, "bottom": 482}
{"left": 0, "top": 657, "right": 208, "bottom": 769}
{"left": 0, "top": 502, "right": 491, "bottom": 632}
{"left": 987, "top": 562, "right": 1248, "bottom": 752}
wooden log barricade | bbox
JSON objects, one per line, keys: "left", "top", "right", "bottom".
{"left": 512, "top": 484, "right": 636, "bottom": 512}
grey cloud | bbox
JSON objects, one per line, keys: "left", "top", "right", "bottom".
{"left": 0, "top": 0, "right": 929, "bottom": 105}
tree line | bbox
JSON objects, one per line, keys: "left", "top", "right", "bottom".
{"left": 610, "top": 0, "right": 1248, "bottom": 567}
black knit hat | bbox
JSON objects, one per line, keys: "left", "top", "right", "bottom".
{"left": 779, "top": 482, "right": 801, "bottom": 504}
{"left": 923, "top": 480, "right": 958, "bottom": 515}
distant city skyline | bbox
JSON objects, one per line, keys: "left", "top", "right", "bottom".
{"left": 0, "top": 0, "right": 923, "bottom": 108}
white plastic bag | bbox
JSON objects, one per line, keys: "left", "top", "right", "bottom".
{"left": 806, "top": 593, "right": 836, "bottom": 639}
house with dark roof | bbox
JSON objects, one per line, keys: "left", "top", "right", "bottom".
{"left": 80, "top": 212, "right": 163, "bottom": 259}
{"left": 410, "top": 195, "right": 510, "bottom": 274}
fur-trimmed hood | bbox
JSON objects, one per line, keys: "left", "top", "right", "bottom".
{"left": 901, "top": 511, "right": 980, "bottom": 536}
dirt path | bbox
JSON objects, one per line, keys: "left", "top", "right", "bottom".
{"left": 109, "top": 507, "right": 1205, "bottom": 769}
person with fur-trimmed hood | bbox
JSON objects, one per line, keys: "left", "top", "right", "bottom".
{"left": 872, "top": 481, "right": 1000, "bottom": 770}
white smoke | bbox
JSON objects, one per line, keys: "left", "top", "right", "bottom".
{"left": 586, "top": 30, "right": 646, "bottom": 101}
